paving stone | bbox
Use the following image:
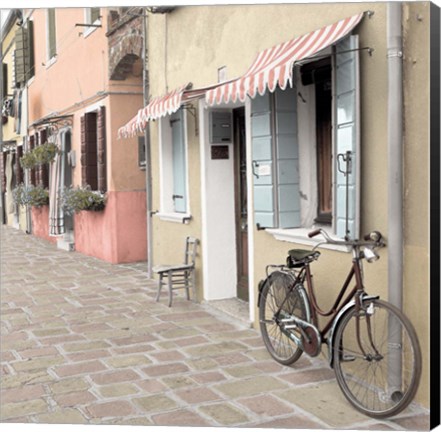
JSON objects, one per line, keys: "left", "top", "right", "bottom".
{"left": 215, "top": 376, "right": 288, "bottom": 398}
{"left": 67, "top": 349, "right": 112, "bottom": 362}
{"left": 87, "top": 400, "right": 135, "bottom": 418}
{"left": 160, "top": 328, "right": 200, "bottom": 339}
{"left": 0, "top": 399, "right": 48, "bottom": 420}
{"left": 112, "top": 344, "right": 155, "bottom": 355}
{"left": 0, "top": 384, "right": 46, "bottom": 404}
{"left": 133, "top": 394, "right": 178, "bottom": 413}
{"left": 393, "top": 414, "right": 431, "bottom": 430}
{"left": 104, "top": 354, "right": 152, "bottom": 368}
{"left": 279, "top": 367, "right": 335, "bottom": 385}
{"left": 152, "top": 409, "right": 211, "bottom": 426}
{"left": 0, "top": 351, "right": 17, "bottom": 362}
{"left": 142, "top": 362, "right": 189, "bottom": 377}
{"left": 162, "top": 375, "right": 196, "bottom": 389}
{"left": 97, "top": 383, "right": 140, "bottom": 398}
{"left": 199, "top": 402, "right": 249, "bottom": 425}
{"left": 213, "top": 352, "right": 251, "bottom": 366}
{"left": 50, "top": 377, "right": 90, "bottom": 394}
{"left": 276, "top": 381, "right": 370, "bottom": 427}
{"left": 175, "top": 387, "right": 222, "bottom": 404}
{"left": 223, "top": 364, "right": 264, "bottom": 378}
{"left": 150, "top": 350, "right": 186, "bottom": 362}
{"left": 90, "top": 369, "right": 141, "bottom": 385}
{"left": 62, "top": 341, "right": 111, "bottom": 353}
{"left": 253, "top": 413, "right": 324, "bottom": 429}
{"left": 54, "top": 360, "right": 107, "bottom": 377}
{"left": 18, "top": 346, "right": 60, "bottom": 359}
{"left": 111, "top": 334, "right": 157, "bottom": 346}
{"left": 184, "top": 341, "right": 247, "bottom": 357}
{"left": 185, "top": 357, "right": 218, "bottom": 371}
{"left": 54, "top": 390, "right": 97, "bottom": 407}
{"left": 174, "top": 335, "right": 209, "bottom": 347}
{"left": 237, "top": 394, "right": 294, "bottom": 417}
{"left": 0, "top": 370, "right": 53, "bottom": 388}
{"left": 11, "top": 355, "right": 65, "bottom": 372}
{"left": 191, "top": 371, "right": 227, "bottom": 384}
{"left": 136, "top": 379, "right": 167, "bottom": 394}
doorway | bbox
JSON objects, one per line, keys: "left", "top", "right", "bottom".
{"left": 234, "top": 107, "right": 248, "bottom": 302}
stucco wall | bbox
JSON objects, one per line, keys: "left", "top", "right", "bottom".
{"left": 146, "top": 2, "right": 430, "bottom": 407}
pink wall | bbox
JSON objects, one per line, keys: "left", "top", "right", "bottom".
{"left": 31, "top": 206, "right": 57, "bottom": 244}
{"left": 74, "top": 190, "right": 147, "bottom": 264}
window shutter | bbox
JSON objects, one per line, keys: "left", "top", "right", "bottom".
{"left": 97, "top": 106, "right": 106, "bottom": 192}
{"left": 251, "top": 93, "right": 275, "bottom": 228}
{"left": 251, "top": 86, "right": 300, "bottom": 229}
{"left": 15, "top": 146, "right": 24, "bottom": 185}
{"left": 1, "top": 152, "right": 6, "bottom": 192}
{"left": 14, "top": 27, "right": 26, "bottom": 85}
{"left": 90, "top": 8, "right": 100, "bottom": 23}
{"left": 334, "top": 35, "right": 360, "bottom": 240}
{"left": 28, "top": 135, "right": 36, "bottom": 185}
{"left": 2, "top": 63, "right": 7, "bottom": 97}
{"left": 48, "top": 9, "right": 57, "bottom": 59}
{"left": 39, "top": 129, "right": 49, "bottom": 188}
{"left": 274, "top": 85, "right": 301, "bottom": 228}
{"left": 80, "top": 113, "right": 98, "bottom": 190}
{"left": 26, "top": 20, "right": 35, "bottom": 80}
{"left": 171, "top": 110, "right": 187, "bottom": 213}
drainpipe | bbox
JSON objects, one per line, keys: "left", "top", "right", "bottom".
{"left": 387, "top": 1, "right": 403, "bottom": 394}
{"left": 142, "top": 8, "right": 153, "bottom": 278}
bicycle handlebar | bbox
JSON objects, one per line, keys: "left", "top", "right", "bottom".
{"left": 307, "top": 228, "right": 385, "bottom": 248}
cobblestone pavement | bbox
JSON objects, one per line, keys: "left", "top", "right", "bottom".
{"left": 0, "top": 226, "right": 430, "bottom": 429}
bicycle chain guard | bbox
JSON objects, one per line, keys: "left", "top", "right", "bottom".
{"left": 302, "top": 326, "right": 321, "bottom": 357}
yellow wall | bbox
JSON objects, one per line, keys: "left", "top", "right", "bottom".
{"left": 146, "top": 2, "right": 431, "bottom": 407}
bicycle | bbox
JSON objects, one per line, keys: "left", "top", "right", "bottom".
{"left": 258, "top": 228, "right": 422, "bottom": 418}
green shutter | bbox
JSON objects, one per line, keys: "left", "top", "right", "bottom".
{"left": 27, "top": 20, "right": 35, "bottom": 80}
{"left": 275, "top": 85, "right": 300, "bottom": 228}
{"left": 251, "top": 86, "right": 300, "bottom": 229}
{"left": 334, "top": 35, "right": 360, "bottom": 239}
{"left": 251, "top": 92, "right": 275, "bottom": 228}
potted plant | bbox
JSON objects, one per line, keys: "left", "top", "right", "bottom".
{"left": 12, "top": 183, "right": 49, "bottom": 207}
{"left": 20, "top": 142, "right": 59, "bottom": 169}
{"left": 61, "top": 185, "right": 106, "bottom": 215}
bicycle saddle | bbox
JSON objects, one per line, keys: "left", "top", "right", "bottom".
{"left": 286, "top": 249, "right": 320, "bottom": 267}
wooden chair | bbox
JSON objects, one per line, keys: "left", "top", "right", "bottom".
{"left": 153, "top": 237, "right": 198, "bottom": 307}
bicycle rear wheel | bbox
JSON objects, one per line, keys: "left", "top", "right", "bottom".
{"left": 259, "top": 271, "right": 308, "bottom": 365}
{"left": 333, "top": 299, "right": 421, "bottom": 418}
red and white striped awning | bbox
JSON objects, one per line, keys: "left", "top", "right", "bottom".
{"left": 206, "top": 12, "right": 364, "bottom": 106}
{"left": 118, "top": 83, "right": 191, "bottom": 139}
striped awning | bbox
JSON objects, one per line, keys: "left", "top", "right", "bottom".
{"left": 206, "top": 12, "right": 364, "bottom": 106}
{"left": 118, "top": 84, "right": 191, "bottom": 139}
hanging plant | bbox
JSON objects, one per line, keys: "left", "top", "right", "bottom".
{"left": 20, "top": 152, "right": 38, "bottom": 169}
{"left": 61, "top": 185, "right": 106, "bottom": 215}
{"left": 20, "top": 142, "right": 59, "bottom": 169}
{"left": 12, "top": 183, "right": 49, "bottom": 207}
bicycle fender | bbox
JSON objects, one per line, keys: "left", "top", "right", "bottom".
{"left": 257, "top": 279, "right": 268, "bottom": 307}
{"left": 327, "top": 295, "right": 379, "bottom": 368}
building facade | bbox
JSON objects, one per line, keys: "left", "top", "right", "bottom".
{"left": 14, "top": 7, "right": 148, "bottom": 263}
{"left": 119, "top": 2, "right": 434, "bottom": 409}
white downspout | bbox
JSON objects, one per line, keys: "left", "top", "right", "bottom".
{"left": 387, "top": 1, "right": 404, "bottom": 394}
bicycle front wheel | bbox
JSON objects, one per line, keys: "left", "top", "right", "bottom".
{"left": 333, "top": 299, "right": 421, "bottom": 418}
{"left": 259, "top": 271, "right": 308, "bottom": 365}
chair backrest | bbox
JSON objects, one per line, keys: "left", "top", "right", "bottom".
{"left": 184, "top": 237, "right": 198, "bottom": 266}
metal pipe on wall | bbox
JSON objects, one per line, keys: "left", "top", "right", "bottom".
{"left": 387, "top": 1, "right": 404, "bottom": 394}
{"left": 387, "top": 1, "right": 403, "bottom": 310}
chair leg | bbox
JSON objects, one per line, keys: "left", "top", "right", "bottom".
{"left": 155, "top": 274, "right": 163, "bottom": 302}
{"left": 167, "top": 272, "right": 173, "bottom": 307}
{"left": 185, "top": 271, "right": 190, "bottom": 300}
{"left": 190, "top": 270, "right": 196, "bottom": 302}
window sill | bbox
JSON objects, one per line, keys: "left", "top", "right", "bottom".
{"left": 266, "top": 227, "right": 350, "bottom": 253}
{"left": 156, "top": 212, "right": 192, "bottom": 224}
{"left": 46, "top": 56, "right": 57, "bottom": 69}
{"left": 83, "top": 21, "right": 101, "bottom": 38}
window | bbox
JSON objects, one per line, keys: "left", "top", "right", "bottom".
{"left": 138, "top": 136, "right": 146, "bottom": 168}
{"left": 159, "top": 109, "right": 189, "bottom": 217}
{"left": 251, "top": 35, "right": 360, "bottom": 240}
{"left": 14, "top": 20, "right": 34, "bottom": 85}
{"left": 47, "top": 9, "right": 57, "bottom": 61}
{"left": 84, "top": 8, "right": 101, "bottom": 37}
{"left": 80, "top": 107, "right": 107, "bottom": 192}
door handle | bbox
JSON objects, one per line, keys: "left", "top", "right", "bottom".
{"left": 252, "top": 160, "right": 260, "bottom": 179}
